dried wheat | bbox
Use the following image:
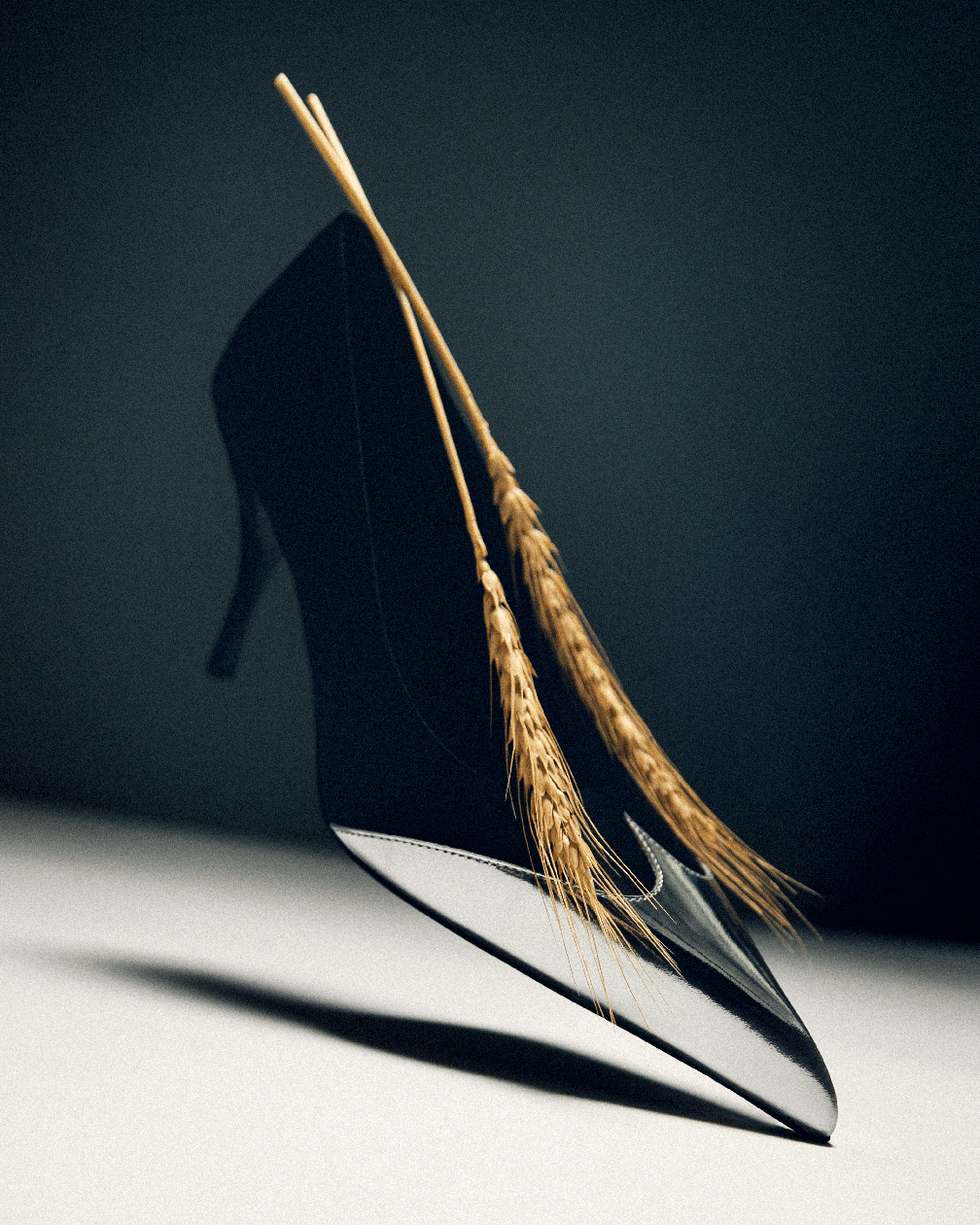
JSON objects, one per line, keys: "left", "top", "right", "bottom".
{"left": 274, "top": 74, "right": 805, "bottom": 945}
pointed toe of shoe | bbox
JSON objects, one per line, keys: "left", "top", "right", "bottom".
{"left": 331, "top": 820, "right": 837, "bottom": 1140}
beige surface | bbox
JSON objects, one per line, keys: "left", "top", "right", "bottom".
{"left": 1, "top": 803, "right": 977, "bottom": 1224}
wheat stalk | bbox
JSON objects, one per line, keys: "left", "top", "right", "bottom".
{"left": 273, "top": 74, "right": 805, "bottom": 945}
{"left": 272, "top": 75, "right": 673, "bottom": 964}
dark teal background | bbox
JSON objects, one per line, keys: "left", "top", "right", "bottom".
{"left": 2, "top": 1, "right": 977, "bottom": 939}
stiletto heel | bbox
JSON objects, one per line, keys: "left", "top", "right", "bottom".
{"left": 206, "top": 474, "right": 281, "bottom": 679}
{"left": 205, "top": 84, "right": 837, "bottom": 1137}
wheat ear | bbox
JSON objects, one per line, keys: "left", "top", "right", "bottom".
{"left": 273, "top": 77, "right": 667, "bottom": 960}
{"left": 485, "top": 448, "right": 807, "bottom": 934}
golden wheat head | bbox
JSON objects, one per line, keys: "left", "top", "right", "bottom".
{"left": 485, "top": 444, "right": 806, "bottom": 936}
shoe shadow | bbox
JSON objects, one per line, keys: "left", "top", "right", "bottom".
{"left": 77, "top": 955, "right": 814, "bottom": 1141}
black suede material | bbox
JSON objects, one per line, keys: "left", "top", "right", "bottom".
{"left": 212, "top": 211, "right": 699, "bottom": 882}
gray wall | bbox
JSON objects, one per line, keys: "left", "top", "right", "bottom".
{"left": 3, "top": 0, "right": 977, "bottom": 939}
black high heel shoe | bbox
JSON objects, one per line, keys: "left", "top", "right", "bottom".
{"left": 207, "top": 210, "right": 837, "bottom": 1140}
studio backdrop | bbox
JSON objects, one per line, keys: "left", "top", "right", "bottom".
{"left": 2, "top": 0, "right": 977, "bottom": 941}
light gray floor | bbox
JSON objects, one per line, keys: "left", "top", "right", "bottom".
{"left": 2, "top": 803, "right": 976, "bottom": 1224}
